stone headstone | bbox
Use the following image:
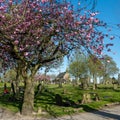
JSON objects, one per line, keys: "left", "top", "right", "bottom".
{"left": 55, "top": 94, "right": 63, "bottom": 106}
{"left": 81, "top": 93, "right": 91, "bottom": 104}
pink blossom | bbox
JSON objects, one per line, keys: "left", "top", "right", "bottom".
{"left": 24, "top": 52, "right": 29, "bottom": 56}
{"left": 14, "top": 40, "right": 19, "bottom": 45}
{"left": 97, "top": 49, "right": 102, "bottom": 54}
{"left": 26, "top": 45, "right": 29, "bottom": 47}
{"left": 99, "top": 36, "right": 104, "bottom": 40}
{"left": 74, "top": 32, "right": 77, "bottom": 34}
{"left": 37, "top": 41, "right": 40, "bottom": 45}
{"left": 89, "top": 17, "right": 94, "bottom": 21}
{"left": 75, "top": 21, "right": 82, "bottom": 25}
{"left": 90, "top": 12, "right": 99, "bottom": 16}
{"left": 56, "top": 29, "right": 59, "bottom": 32}
{"left": 86, "top": 34, "right": 91, "bottom": 39}
{"left": 41, "top": 0, "right": 48, "bottom": 3}
{"left": 90, "top": 13, "right": 96, "bottom": 16}
{"left": 0, "top": 6, "right": 5, "bottom": 11}
{"left": 19, "top": 48, "right": 24, "bottom": 51}
{"left": 94, "top": 18, "right": 99, "bottom": 23}
{"left": 98, "top": 45, "right": 103, "bottom": 49}
{"left": 0, "top": 15, "right": 5, "bottom": 18}
{"left": 107, "top": 60, "right": 110, "bottom": 63}
{"left": 89, "top": 24, "right": 93, "bottom": 29}
{"left": 9, "top": 0, "right": 13, "bottom": 5}
{"left": 0, "top": 0, "right": 4, "bottom": 2}
{"left": 0, "top": 0, "right": 112, "bottom": 74}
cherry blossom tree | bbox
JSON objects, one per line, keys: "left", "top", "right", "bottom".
{"left": 34, "top": 74, "right": 50, "bottom": 83}
{"left": 0, "top": 0, "right": 112, "bottom": 115}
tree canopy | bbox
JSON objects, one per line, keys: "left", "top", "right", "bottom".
{"left": 102, "top": 55, "right": 119, "bottom": 78}
{"left": 0, "top": 0, "right": 110, "bottom": 73}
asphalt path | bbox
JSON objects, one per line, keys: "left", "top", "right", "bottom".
{"left": 53, "top": 105, "right": 120, "bottom": 120}
{"left": 0, "top": 105, "right": 120, "bottom": 120}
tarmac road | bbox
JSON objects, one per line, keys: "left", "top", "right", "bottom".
{"left": 0, "top": 105, "right": 120, "bottom": 120}
{"left": 52, "top": 105, "right": 120, "bottom": 120}
{"left": 51, "top": 105, "right": 120, "bottom": 120}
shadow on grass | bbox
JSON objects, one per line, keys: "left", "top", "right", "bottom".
{"left": 35, "top": 89, "right": 99, "bottom": 117}
{"left": 80, "top": 104, "right": 97, "bottom": 112}
{"left": 0, "top": 94, "right": 23, "bottom": 112}
{"left": 97, "top": 86, "right": 113, "bottom": 90}
{"left": 34, "top": 89, "right": 56, "bottom": 105}
{"left": 35, "top": 89, "right": 80, "bottom": 108}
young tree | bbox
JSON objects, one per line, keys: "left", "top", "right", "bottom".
{"left": 101, "top": 55, "right": 119, "bottom": 84}
{"left": 68, "top": 53, "right": 89, "bottom": 89}
{"left": 0, "top": 0, "right": 111, "bottom": 115}
{"left": 118, "top": 73, "right": 120, "bottom": 85}
{"left": 88, "top": 55, "right": 103, "bottom": 89}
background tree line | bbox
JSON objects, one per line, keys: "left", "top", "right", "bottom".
{"left": 68, "top": 52, "right": 119, "bottom": 90}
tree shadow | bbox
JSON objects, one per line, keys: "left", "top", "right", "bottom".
{"left": 80, "top": 104, "right": 120, "bottom": 120}
{"left": 0, "top": 93, "right": 23, "bottom": 112}
{"left": 91, "top": 108, "right": 120, "bottom": 120}
{"left": 46, "top": 105, "right": 120, "bottom": 120}
{"left": 97, "top": 86, "right": 113, "bottom": 90}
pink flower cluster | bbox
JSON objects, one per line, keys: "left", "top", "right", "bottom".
{"left": 41, "top": 0, "right": 48, "bottom": 3}
{"left": 0, "top": 0, "right": 114, "bottom": 72}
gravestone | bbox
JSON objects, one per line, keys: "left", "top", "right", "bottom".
{"left": 94, "top": 93, "right": 100, "bottom": 101}
{"left": 55, "top": 94, "right": 63, "bottom": 106}
{"left": 81, "top": 93, "right": 91, "bottom": 104}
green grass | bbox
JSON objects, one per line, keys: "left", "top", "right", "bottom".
{"left": 0, "top": 83, "right": 120, "bottom": 117}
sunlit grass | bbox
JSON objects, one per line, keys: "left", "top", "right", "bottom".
{"left": 0, "top": 83, "right": 120, "bottom": 116}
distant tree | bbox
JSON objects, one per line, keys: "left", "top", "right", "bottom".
{"left": 49, "top": 74, "right": 56, "bottom": 81}
{"left": 4, "top": 69, "right": 16, "bottom": 82}
{"left": 87, "top": 55, "right": 103, "bottom": 89}
{"left": 35, "top": 74, "right": 50, "bottom": 84}
{"left": 101, "top": 55, "right": 119, "bottom": 84}
{"left": 68, "top": 53, "right": 89, "bottom": 89}
{"left": 118, "top": 73, "right": 120, "bottom": 85}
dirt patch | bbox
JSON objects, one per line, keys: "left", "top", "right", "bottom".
{"left": 0, "top": 108, "right": 43, "bottom": 120}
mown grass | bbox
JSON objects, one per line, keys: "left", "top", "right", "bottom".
{"left": 0, "top": 83, "right": 120, "bottom": 117}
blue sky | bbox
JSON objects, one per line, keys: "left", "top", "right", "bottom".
{"left": 96, "top": 0, "right": 120, "bottom": 70}
{"left": 47, "top": 0, "right": 120, "bottom": 75}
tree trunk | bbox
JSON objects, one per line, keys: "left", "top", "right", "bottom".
{"left": 15, "top": 69, "right": 20, "bottom": 94}
{"left": 93, "top": 74, "right": 97, "bottom": 90}
{"left": 59, "top": 81, "right": 62, "bottom": 88}
{"left": 19, "top": 63, "right": 40, "bottom": 115}
{"left": 11, "top": 82, "right": 16, "bottom": 96}
{"left": 21, "top": 77, "right": 35, "bottom": 115}
{"left": 81, "top": 78, "right": 88, "bottom": 90}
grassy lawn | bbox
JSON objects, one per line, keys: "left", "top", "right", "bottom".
{"left": 0, "top": 83, "right": 120, "bottom": 117}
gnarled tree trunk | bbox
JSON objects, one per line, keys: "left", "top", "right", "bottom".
{"left": 20, "top": 63, "right": 39, "bottom": 115}
{"left": 21, "top": 77, "right": 35, "bottom": 115}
